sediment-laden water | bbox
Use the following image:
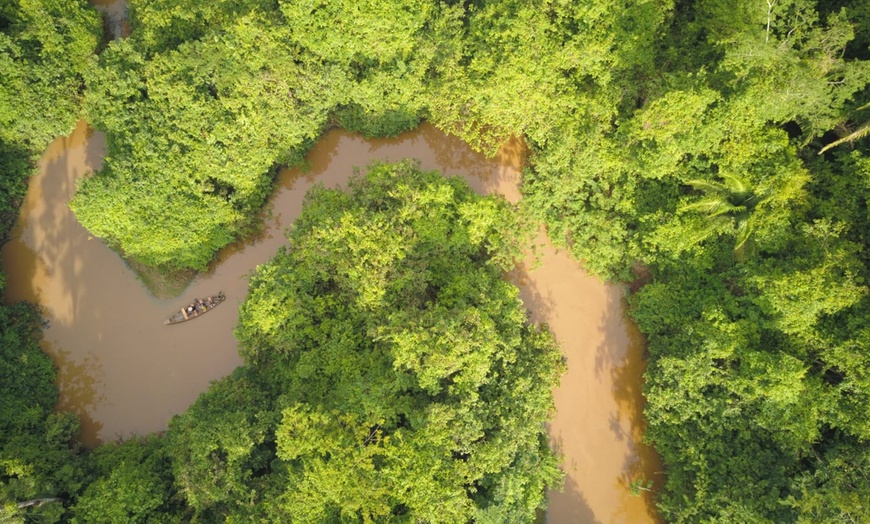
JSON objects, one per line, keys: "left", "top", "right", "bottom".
{"left": 1, "top": 120, "right": 661, "bottom": 522}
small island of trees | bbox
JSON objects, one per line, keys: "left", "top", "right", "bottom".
{"left": 1, "top": 0, "right": 870, "bottom": 522}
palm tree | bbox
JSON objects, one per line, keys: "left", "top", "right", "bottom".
{"left": 681, "top": 173, "right": 769, "bottom": 252}
{"left": 819, "top": 102, "right": 870, "bottom": 155}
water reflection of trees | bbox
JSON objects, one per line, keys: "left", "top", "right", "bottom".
{"left": 545, "top": 437, "right": 597, "bottom": 524}
{"left": 601, "top": 294, "right": 664, "bottom": 524}
{"left": 513, "top": 239, "right": 662, "bottom": 523}
{"left": 49, "top": 344, "right": 105, "bottom": 446}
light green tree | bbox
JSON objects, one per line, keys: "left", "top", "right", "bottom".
{"left": 0, "top": 0, "right": 100, "bottom": 149}
{"left": 234, "top": 161, "right": 564, "bottom": 522}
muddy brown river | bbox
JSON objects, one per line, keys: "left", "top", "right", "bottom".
{"left": 2, "top": 120, "right": 662, "bottom": 523}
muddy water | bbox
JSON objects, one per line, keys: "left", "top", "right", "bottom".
{"left": 2, "top": 120, "right": 660, "bottom": 522}
{"left": 513, "top": 247, "right": 663, "bottom": 524}
{"left": 1, "top": 121, "right": 245, "bottom": 447}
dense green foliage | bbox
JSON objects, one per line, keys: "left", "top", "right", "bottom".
{"left": 527, "top": 2, "right": 870, "bottom": 520}
{"left": 0, "top": 302, "right": 86, "bottom": 523}
{"left": 0, "top": 0, "right": 99, "bottom": 150}
{"left": 0, "top": 0, "right": 99, "bottom": 235}
{"left": 3, "top": 0, "right": 870, "bottom": 521}
{"left": 165, "top": 162, "right": 563, "bottom": 521}
{"left": 71, "top": 437, "right": 179, "bottom": 523}
{"left": 0, "top": 303, "right": 55, "bottom": 442}
{"left": 0, "top": 2, "right": 99, "bottom": 522}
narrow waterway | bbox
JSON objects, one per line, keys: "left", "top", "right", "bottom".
{"left": 1, "top": 120, "right": 661, "bottom": 523}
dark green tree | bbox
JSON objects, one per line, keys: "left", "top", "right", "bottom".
{"left": 0, "top": 303, "right": 87, "bottom": 524}
{"left": 166, "top": 367, "right": 276, "bottom": 520}
{"left": 72, "top": 437, "right": 179, "bottom": 524}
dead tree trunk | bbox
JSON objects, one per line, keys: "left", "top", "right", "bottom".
{"left": 16, "top": 497, "right": 63, "bottom": 509}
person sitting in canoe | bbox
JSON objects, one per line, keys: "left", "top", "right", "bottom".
{"left": 165, "top": 293, "right": 224, "bottom": 325}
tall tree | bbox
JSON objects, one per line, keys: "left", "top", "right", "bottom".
{"left": 0, "top": 0, "right": 100, "bottom": 150}
{"left": 76, "top": 10, "right": 339, "bottom": 269}
{"left": 228, "top": 161, "right": 564, "bottom": 522}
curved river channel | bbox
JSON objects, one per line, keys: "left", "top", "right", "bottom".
{"left": 2, "top": 120, "right": 662, "bottom": 523}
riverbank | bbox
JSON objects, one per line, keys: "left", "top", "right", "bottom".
{"left": 1, "top": 120, "right": 662, "bottom": 522}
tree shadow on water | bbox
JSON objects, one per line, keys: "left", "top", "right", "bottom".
{"left": 506, "top": 258, "right": 558, "bottom": 325}
{"left": 546, "top": 435, "right": 599, "bottom": 524}
{"left": 82, "top": 127, "right": 106, "bottom": 172}
{"left": 420, "top": 123, "right": 494, "bottom": 180}
{"left": 30, "top": 122, "right": 111, "bottom": 319}
{"left": 596, "top": 291, "right": 665, "bottom": 524}
{"left": 46, "top": 344, "right": 105, "bottom": 448}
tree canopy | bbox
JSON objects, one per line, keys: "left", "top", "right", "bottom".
{"left": 0, "top": 0, "right": 99, "bottom": 150}
{"left": 166, "top": 161, "right": 564, "bottom": 521}
{"left": 3, "top": 0, "right": 870, "bottom": 521}
{"left": 0, "top": 0, "right": 99, "bottom": 234}
{"left": 71, "top": 0, "right": 676, "bottom": 271}
{"left": 566, "top": 1, "right": 870, "bottom": 520}
{"left": 0, "top": 2, "right": 99, "bottom": 522}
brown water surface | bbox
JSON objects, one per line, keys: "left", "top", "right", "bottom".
{"left": 1, "top": 120, "right": 660, "bottom": 523}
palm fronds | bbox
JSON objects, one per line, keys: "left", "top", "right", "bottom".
{"left": 819, "top": 102, "right": 870, "bottom": 155}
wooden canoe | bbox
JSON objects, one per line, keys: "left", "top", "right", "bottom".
{"left": 164, "top": 292, "right": 226, "bottom": 325}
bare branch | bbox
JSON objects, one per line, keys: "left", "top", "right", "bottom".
{"left": 16, "top": 498, "right": 63, "bottom": 510}
{"left": 766, "top": 0, "right": 776, "bottom": 44}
